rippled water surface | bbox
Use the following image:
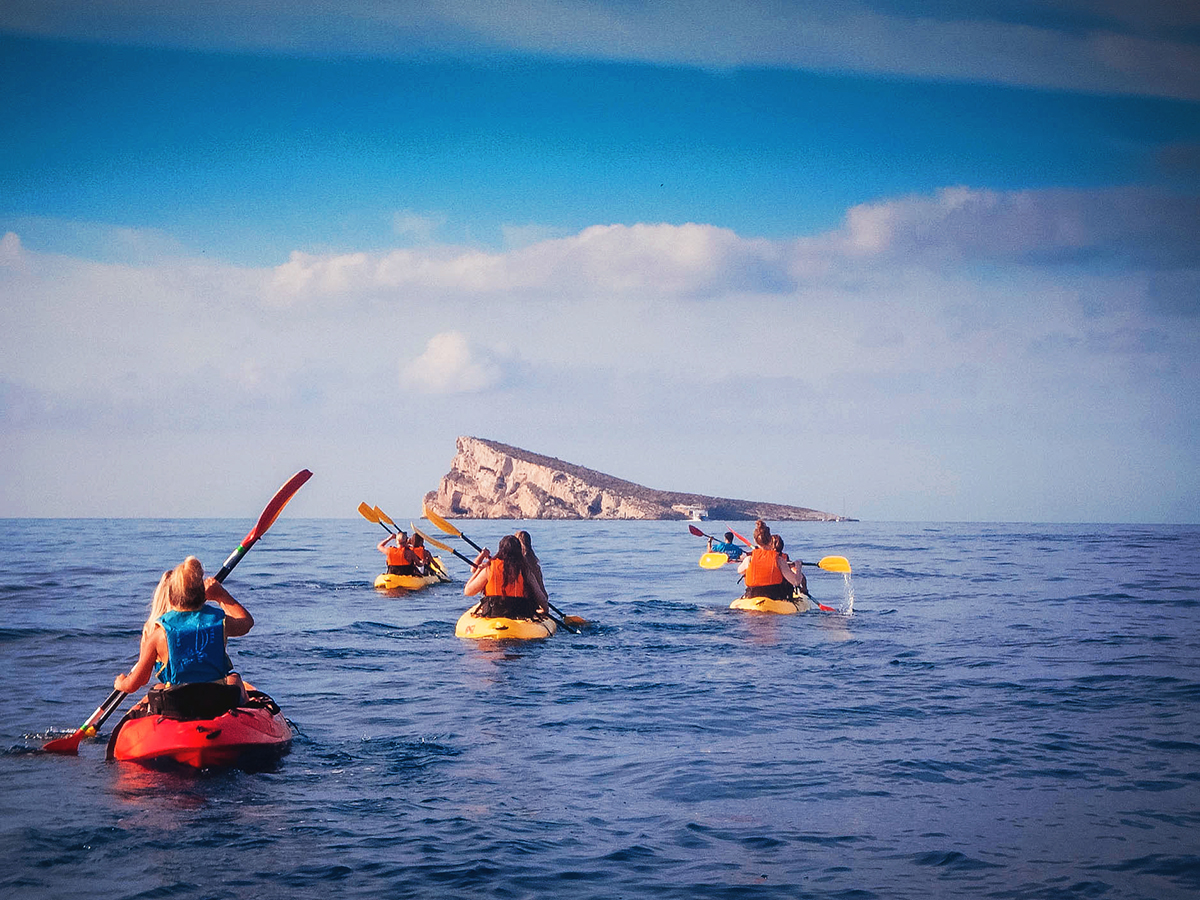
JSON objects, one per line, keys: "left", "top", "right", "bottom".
{"left": 3, "top": 519, "right": 1199, "bottom": 899}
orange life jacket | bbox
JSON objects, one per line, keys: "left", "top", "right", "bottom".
{"left": 411, "top": 547, "right": 433, "bottom": 565}
{"left": 386, "top": 545, "right": 416, "bottom": 567}
{"left": 485, "top": 559, "right": 525, "bottom": 597}
{"left": 744, "top": 548, "right": 784, "bottom": 587}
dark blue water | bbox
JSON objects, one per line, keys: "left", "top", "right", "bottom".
{"left": 3, "top": 519, "right": 1199, "bottom": 899}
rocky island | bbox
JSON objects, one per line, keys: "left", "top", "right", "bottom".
{"left": 423, "top": 436, "right": 852, "bottom": 521}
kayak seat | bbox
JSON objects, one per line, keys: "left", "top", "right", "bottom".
{"left": 242, "top": 689, "right": 282, "bottom": 716}
{"left": 148, "top": 682, "right": 242, "bottom": 720}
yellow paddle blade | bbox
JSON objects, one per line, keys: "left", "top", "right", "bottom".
{"left": 563, "top": 615, "right": 588, "bottom": 627}
{"left": 699, "top": 552, "right": 731, "bottom": 569}
{"left": 411, "top": 522, "right": 454, "bottom": 554}
{"left": 817, "top": 555, "right": 851, "bottom": 574}
{"left": 422, "top": 502, "right": 462, "bottom": 538}
{"left": 374, "top": 506, "right": 397, "bottom": 528}
{"left": 358, "top": 502, "right": 380, "bottom": 522}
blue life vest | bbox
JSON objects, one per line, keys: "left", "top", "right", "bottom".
{"left": 157, "top": 605, "right": 232, "bottom": 685}
{"left": 711, "top": 540, "right": 745, "bottom": 559}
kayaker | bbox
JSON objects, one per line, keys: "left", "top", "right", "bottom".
{"left": 114, "top": 556, "right": 252, "bottom": 702}
{"left": 464, "top": 534, "right": 544, "bottom": 620}
{"left": 706, "top": 531, "right": 745, "bottom": 561}
{"left": 410, "top": 533, "right": 435, "bottom": 576}
{"left": 378, "top": 530, "right": 418, "bottom": 576}
{"left": 737, "top": 520, "right": 805, "bottom": 600}
{"left": 772, "top": 534, "right": 808, "bottom": 595}
{"left": 514, "top": 529, "right": 550, "bottom": 609}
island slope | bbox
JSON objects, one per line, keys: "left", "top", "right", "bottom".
{"left": 423, "top": 436, "right": 851, "bottom": 521}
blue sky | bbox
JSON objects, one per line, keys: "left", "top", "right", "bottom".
{"left": 2, "top": 1, "right": 1199, "bottom": 522}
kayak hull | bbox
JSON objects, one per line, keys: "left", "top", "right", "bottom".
{"left": 455, "top": 603, "right": 557, "bottom": 640}
{"left": 106, "top": 693, "right": 292, "bottom": 769}
{"left": 730, "top": 592, "right": 814, "bottom": 615}
{"left": 374, "top": 558, "right": 449, "bottom": 591}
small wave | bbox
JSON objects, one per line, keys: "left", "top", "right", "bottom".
{"left": 910, "top": 850, "right": 999, "bottom": 871}
{"left": 1098, "top": 853, "right": 1200, "bottom": 890}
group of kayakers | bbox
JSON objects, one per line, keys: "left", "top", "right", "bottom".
{"left": 114, "top": 519, "right": 812, "bottom": 715}
{"left": 116, "top": 527, "right": 556, "bottom": 706}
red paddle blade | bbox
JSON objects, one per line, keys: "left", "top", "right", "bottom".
{"left": 730, "top": 529, "right": 752, "bottom": 547}
{"left": 42, "top": 729, "right": 89, "bottom": 754}
{"left": 688, "top": 524, "right": 706, "bottom": 537}
{"left": 242, "top": 469, "right": 312, "bottom": 549}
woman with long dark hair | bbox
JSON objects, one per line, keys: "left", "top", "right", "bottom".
{"left": 464, "top": 534, "right": 543, "bottom": 619}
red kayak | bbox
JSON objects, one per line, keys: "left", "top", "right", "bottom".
{"left": 106, "top": 688, "right": 292, "bottom": 769}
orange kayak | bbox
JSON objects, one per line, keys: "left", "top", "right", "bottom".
{"left": 106, "top": 691, "right": 292, "bottom": 769}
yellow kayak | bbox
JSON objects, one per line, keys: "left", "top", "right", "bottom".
{"left": 730, "top": 592, "right": 814, "bottom": 615}
{"left": 374, "top": 558, "right": 449, "bottom": 591}
{"left": 455, "top": 602, "right": 557, "bottom": 640}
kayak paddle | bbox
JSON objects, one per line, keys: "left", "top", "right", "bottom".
{"left": 43, "top": 468, "right": 312, "bottom": 755}
{"left": 358, "top": 501, "right": 394, "bottom": 534}
{"left": 421, "top": 503, "right": 585, "bottom": 632}
{"left": 704, "top": 551, "right": 851, "bottom": 574}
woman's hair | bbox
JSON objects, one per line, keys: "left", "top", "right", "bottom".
{"left": 165, "top": 556, "right": 207, "bottom": 611}
{"left": 771, "top": 534, "right": 785, "bottom": 552}
{"left": 412, "top": 534, "right": 424, "bottom": 547}
{"left": 494, "top": 535, "right": 525, "bottom": 590}
{"left": 753, "top": 519, "right": 772, "bottom": 548}
{"left": 514, "top": 530, "right": 538, "bottom": 564}
{"left": 143, "top": 570, "right": 173, "bottom": 636}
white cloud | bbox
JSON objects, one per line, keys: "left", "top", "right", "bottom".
{"left": 400, "top": 331, "right": 502, "bottom": 394}
{"left": 0, "top": 232, "right": 27, "bottom": 275}
{"left": 393, "top": 210, "right": 447, "bottom": 243}
{"left": 256, "top": 187, "right": 1200, "bottom": 315}
{"left": 822, "top": 186, "right": 1200, "bottom": 273}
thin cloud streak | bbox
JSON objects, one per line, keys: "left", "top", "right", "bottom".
{"left": 1, "top": 1, "right": 1198, "bottom": 99}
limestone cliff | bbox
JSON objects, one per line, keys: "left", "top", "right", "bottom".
{"left": 423, "top": 436, "right": 850, "bottom": 521}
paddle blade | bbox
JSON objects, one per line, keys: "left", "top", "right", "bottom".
{"left": 699, "top": 552, "right": 731, "bottom": 569}
{"left": 563, "top": 616, "right": 588, "bottom": 628}
{"left": 374, "top": 506, "right": 398, "bottom": 528}
{"left": 422, "top": 503, "right": 462, "bottom": 538}
{"left": 358, "top": 501, "right": 380, "bottom": 523}
{"left": 216, "top": 469, "right": 313, "bottom": 582}
{"left": 243, "top": 469, "right": 313, "bottom": 549}
{"left": 42, "top": 688, "right": 125, "bottom": 753}
{"left": 817, "top": 555, "right": 851, "bottom": 574}
{"left": 411, "top": 523, "right": 454, "bottom": 554}
{"left": 688, "top": 524, "right": 707, "bottom": 538}
{"left": 730, "top": 529, "right": 752, "bottom": 548}
{"left": 42, "top": 730, "right": 88, "bottom": 754}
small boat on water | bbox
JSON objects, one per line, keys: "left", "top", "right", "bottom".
{"left": 374, "top": 558, "right": 450, "bottom": 591}
{"left": 106, "top": 686, "right": 292, "bottom": 769}
{"left": 729, "top": 591, "right": 815, "bottom": 615}
{"left": 454, "top": 602, "right": 557, "bottom": 640}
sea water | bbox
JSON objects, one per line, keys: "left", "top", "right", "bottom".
{"left": 2, "top": 519, "right": 1198, "bottom": 899}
